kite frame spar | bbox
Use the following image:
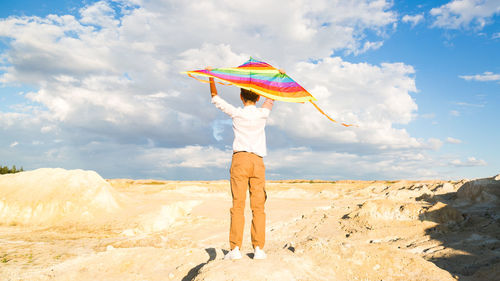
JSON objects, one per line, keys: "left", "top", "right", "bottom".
{"left": 183, "top": 58, "right": 354, "bottom": 127}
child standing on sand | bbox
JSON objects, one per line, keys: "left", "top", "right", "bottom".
{"left": 208, "top": 75, "right": 274, "bottom": 260}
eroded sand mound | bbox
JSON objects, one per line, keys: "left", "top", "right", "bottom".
{"left": 456, "top": 174, "right": 500, "bottom": 204}
{"left": 0, "top": 168, "right": 119, "bottom": 226}
{"left": 1, "top": 174, "right": 499, "bottom": 280}
{"left": 354, "top": 199, "right": 424, "bottom": 221}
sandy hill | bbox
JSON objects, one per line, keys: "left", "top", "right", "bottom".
{"left": 0, "top": 168, "right": 499, "bottom": 280}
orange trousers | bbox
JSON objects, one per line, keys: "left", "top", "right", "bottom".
{"left": 229, "top": 152, "right": 266, "bottom": 250}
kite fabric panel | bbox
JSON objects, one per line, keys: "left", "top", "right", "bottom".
{"left": 184, "top": 57, "right": 354, "bottom": 127}
{"left": 184, "top": 57, "right": 315, "bottom": 102}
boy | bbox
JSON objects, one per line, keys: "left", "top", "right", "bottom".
{"left": 209, "top": 76, "right": 274, "bottom": 260}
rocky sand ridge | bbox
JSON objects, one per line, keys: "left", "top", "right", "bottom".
{"left": 0, "top": 169, "right": 499, "bottom": 280}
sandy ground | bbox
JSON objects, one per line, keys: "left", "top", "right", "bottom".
{"left": 0, "top": 168, "right": 499, "bottom": 280}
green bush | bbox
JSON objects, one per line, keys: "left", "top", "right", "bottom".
{"left": 0, "top": 164, "right": 24, "bottom": 175}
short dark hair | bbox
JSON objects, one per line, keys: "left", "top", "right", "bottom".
{"left": 240, "top": 88, "right": 260, "bottom": 102}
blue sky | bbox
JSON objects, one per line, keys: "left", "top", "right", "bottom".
{"left": 0, "top": 0, "right": 499, "bottom": 180}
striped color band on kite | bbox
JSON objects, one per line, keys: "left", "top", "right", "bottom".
{"left": 183, "top": 57, "right": 354, "bottom": 127}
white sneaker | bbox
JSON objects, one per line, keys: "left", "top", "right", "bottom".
{"left": 253, "top": 246, "right": 267, "bottom": 260}
{"left": 224, "top": 246, "right": 242, "bottom": 260}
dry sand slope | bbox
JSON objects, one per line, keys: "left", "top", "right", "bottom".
{"left": 0, "top": 168, "right": 499, "bottom": 281}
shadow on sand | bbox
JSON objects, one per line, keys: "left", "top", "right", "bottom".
{"left": 417, "top": 176, "right": 500, "bottom": 280}
{"left": 182, "top": 248, "right": 217, "bottom": 281}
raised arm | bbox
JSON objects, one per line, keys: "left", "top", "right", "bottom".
{"left": 207, "top": 67, "right": 218, "bottom": 98}
{"left": 209, "top": 77, "right": 218, "bottom": 97}
{"left": 262, "top": 98, "right": 274, "bottom": 110}
{"left": 208, "top": 73, "right": 237, "bottom": 117}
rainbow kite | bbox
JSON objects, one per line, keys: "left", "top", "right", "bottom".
{"left": 184, "top": 57, "right": 353, "bottom": 127}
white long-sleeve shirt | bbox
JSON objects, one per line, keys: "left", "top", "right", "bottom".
{"left": 212, "top": 95, "right": 271, "bottom": 157}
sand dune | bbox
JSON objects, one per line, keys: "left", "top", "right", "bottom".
{"left": 0, "top": 168, "right": 499, "bottom": 280}
{"left": 0, "top": 168, "right": 119, "bottom": 226}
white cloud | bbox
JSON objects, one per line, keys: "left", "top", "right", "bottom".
{"left": 140, "top": 145, "right": 231, "bottom": 169}
{"left": 493, "top": 32, "right": 500, "bottom": 39}
{"left": 137, "top": 145, "right": 459, "bottom": 180}
{"left": 211, "top": 119, "right": 232, "bottom": 142}
{"left": 269, "top": 57, "right": 420, "bottom": 150}
{"left": 420, "top": 113, "right": 436, "bottom": 119}
{"left": 0, "top": 0, "right": 469, "bottom": 180}
{"left": 41, "top": 126, "right": 55, "bottom": 133}
{"left": 450, "top": 110, "right": 460, "bottom": 116}
{"left": 0, "top": 0, "right": 399, "bottom": 147}
{"left": 425, "top": 138, "right": 443, "bottom": 151}
{"left": 79, "top": 1, "right": 119, "bottom": 28}
{"left": 454, "top": 101, "right": 485, "bottom": 108}
{"left": 9, "top": 141, "right": 19, "bottom": 148}
{"left": 460, "top": 71, "right": 500, "bottom": 82}
{"left": 450, "top": 157, "right": 487, "bottom": 167}
{"left": 402, "top": 14, "right": 424, "bottom": 27}
{"left": 430, "top": 0, "right": 500, "bottom": 29}
{"left": 355, "top": 40, "right": 384, "bottom": 55}
{"left": 446, "top": 137, "right": 462, "bottom": 144}
{"left": 265, "top": 147, "right": 445, "bottom": 180}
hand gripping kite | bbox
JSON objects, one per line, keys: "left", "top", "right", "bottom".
{"left": 183, "top": 57, "right": 354, "bottom": 127}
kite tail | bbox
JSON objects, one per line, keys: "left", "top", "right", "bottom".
{"left": 187, "top": 73, "right": 232, "bottom": 86}
{"left": 309, "top": 101, "right": 356, "bottom": 127}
